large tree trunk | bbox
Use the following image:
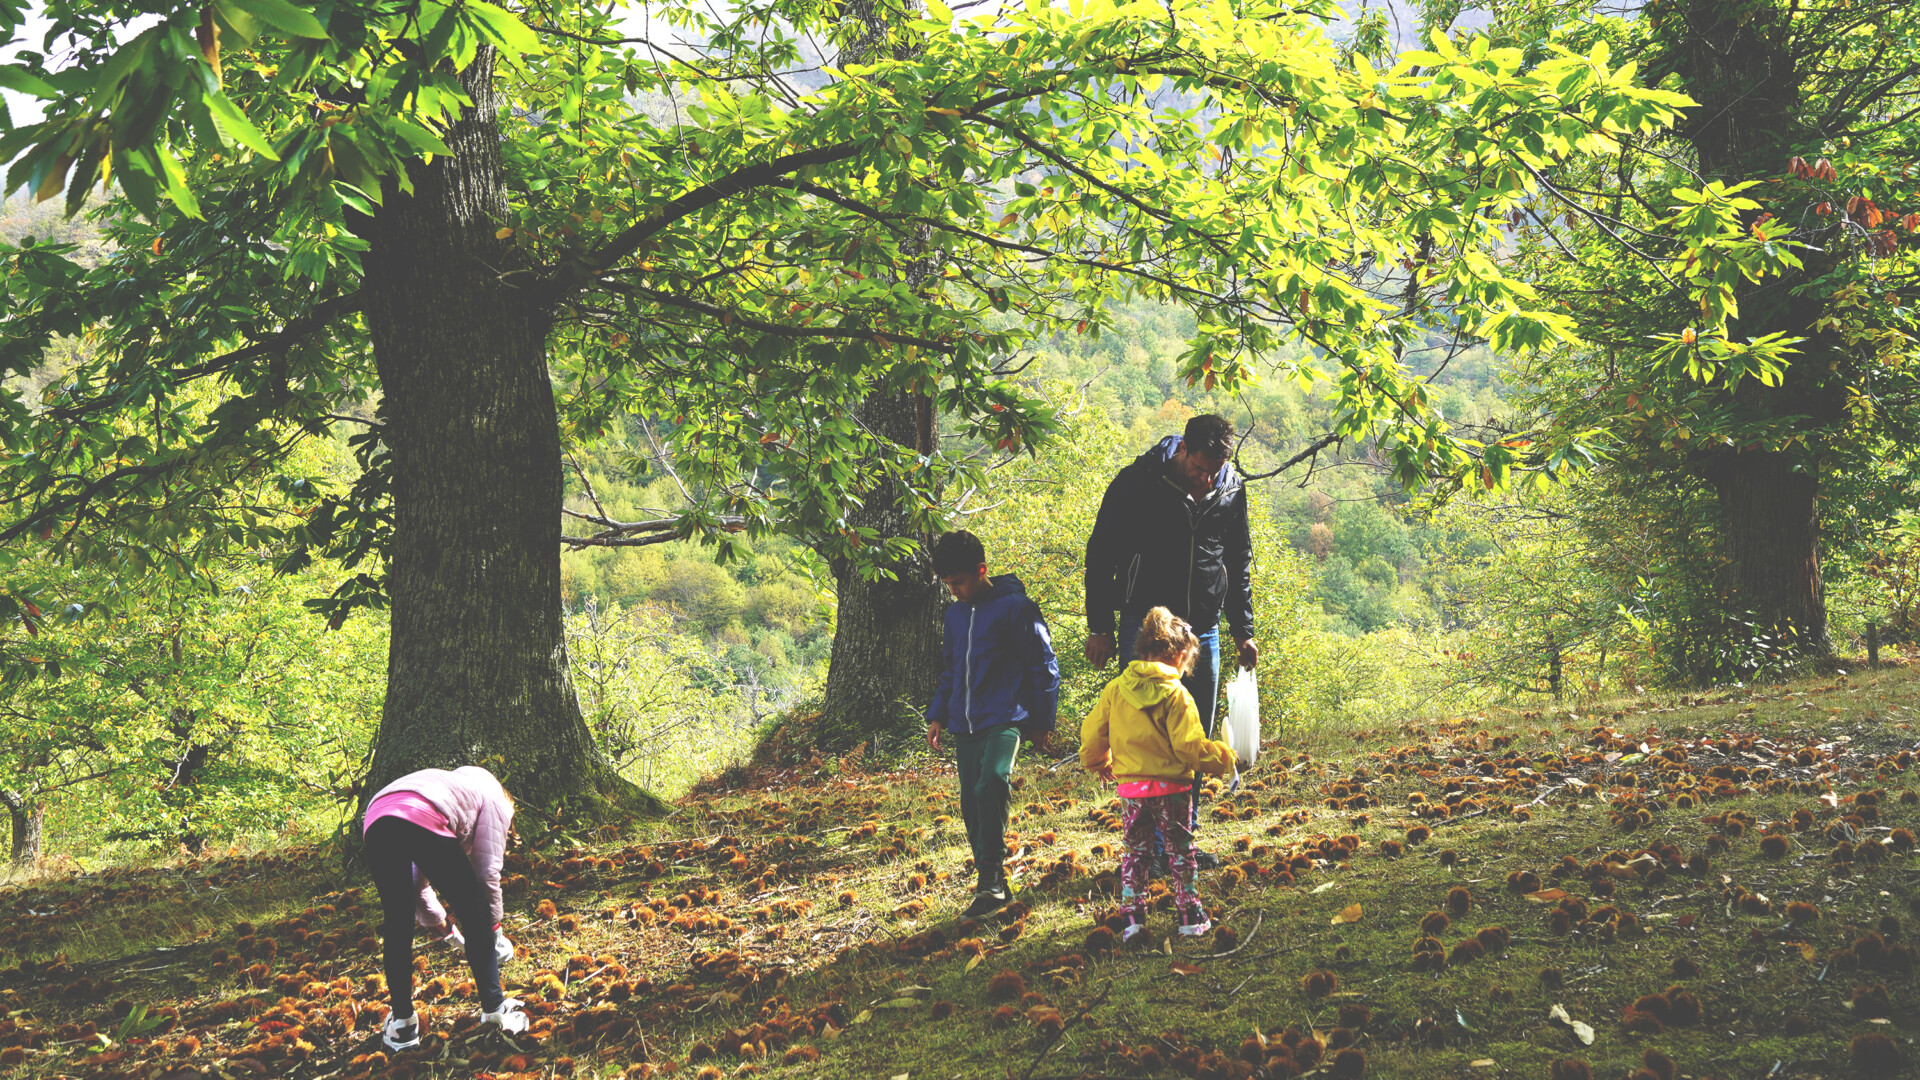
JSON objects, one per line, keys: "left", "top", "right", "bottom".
{"left": 1709, "top": 451, "right": 1829, "bottom": 653}
{"left": 358, "top": 48, "right": 660, "bottom": 816}
{"left": 0, "top": 792, "right": 42, "bottom": 869}
{"left": 816, "top": 1, "right": 945, "bottom": 750}
{"left": 818, "top": 391, "right": 943, "bottom": 750}
{"left": 1667, "top": 0, "right": 1836, "bottom": 662}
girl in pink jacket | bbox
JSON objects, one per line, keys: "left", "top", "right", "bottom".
{"left": 362, "top": 766, "right": 526, "bottom": 1050}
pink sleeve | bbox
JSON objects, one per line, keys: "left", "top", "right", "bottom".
{"left": 466, "top": 785, "right": 511, "bottom": 928}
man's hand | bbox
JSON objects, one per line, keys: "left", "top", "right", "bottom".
{"left": 926, "top": 722, "right": 943, "bottom": 753}
{"left": 1235, "top": 637, "right": 1259, "bottom": 671}
{"left": 1093, "top": 762, "right": 1115, "bottom": 783}
{"left": 1085, "top": 633, "right": 1116, "bottom": 668}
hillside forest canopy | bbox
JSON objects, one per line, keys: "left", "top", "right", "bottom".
{"left": 0, "top": 0, "right": 1918, "bottom": 866}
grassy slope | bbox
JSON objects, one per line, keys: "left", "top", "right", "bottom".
{"left": 2, "top": 667, "right": 1918, "bottom": 1080}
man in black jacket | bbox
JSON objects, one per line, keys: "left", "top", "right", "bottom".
{"left": 1084, "top": 414, "right": 1257, "bottom": 866}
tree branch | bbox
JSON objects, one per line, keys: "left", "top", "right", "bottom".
{"left": 1238, "top": 432, "right": 1342, "bottom": 482}
{"left": 600, "top": 282, "right": 957, "bottom": 352}
{"left": 48, "top": 291, "right": 364, "bottom": 423}
{"left": 570, "top": 142, "right": 869, "bottom": 283}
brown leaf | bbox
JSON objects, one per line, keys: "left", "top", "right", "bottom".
{"left": 1331, "top": 904, "right": 1363, "bottom": 925}
{"left": 1170, "top": 961, "right": 1204, "bottom": 975}
{"left": 1525, "top": 889, "right": 1569, "bottom": 903}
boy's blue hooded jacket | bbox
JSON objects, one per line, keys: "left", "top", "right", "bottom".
{"left": 928, "top": 574, "right": 1060, "bottom": 736}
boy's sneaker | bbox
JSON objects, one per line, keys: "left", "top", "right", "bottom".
{"left": 382, "top": 1013, "right": 421, "bottom": 1052}
{"left": 1120, "top": 913, "right": 1148, "bottom": 944}
{"left": 1192, "top": 849, "right": 1222, "bottom": 871}
{"left": 962, "top": 887, "right": 1011, "bottom": 920}
{"left": 481, "top": 998, "right": 529, "bottom": 1035}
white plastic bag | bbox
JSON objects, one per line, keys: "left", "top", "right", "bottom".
{"left": 1223, "top": 668, "right": 1260, "bottom": 769}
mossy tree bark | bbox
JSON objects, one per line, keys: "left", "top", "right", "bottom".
{"left": 1665, "top": 0, "right": 1837, "bottom": 658}
{"left": 356, "top": 48, "right": 663, "bottom": 816}
{"left": 815, "top": 0, "right": 946, "bottom": 751}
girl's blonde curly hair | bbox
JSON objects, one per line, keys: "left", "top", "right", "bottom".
{"left": 1133, "top": 606, "right": 1198, "bottom": 674}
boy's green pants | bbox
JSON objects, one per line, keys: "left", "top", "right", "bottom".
{"left": 953, "top": 725, "right": 1022, "bottom": 889}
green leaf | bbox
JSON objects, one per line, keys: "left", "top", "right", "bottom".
{"left": 224, "top": 0, "right": 329, "bottom": 40}
{"left": 210, "top": 0, "right": 268, "bottom": 44}
{"left": 203, "top": 89, "right": 281, "bottom": 160}
{"left": 464, "top": 1, "right": 543, "bottom": 58}
{"left": 0, "top": 65, "right": 58, "bottom": 98}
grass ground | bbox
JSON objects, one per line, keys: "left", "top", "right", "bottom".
{"left": 2, "top": 664, "right": 1918, "bottom": 1080}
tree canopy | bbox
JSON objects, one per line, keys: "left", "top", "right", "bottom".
{"left": 0, "top": 0, "right": 1784, "bottom": 801}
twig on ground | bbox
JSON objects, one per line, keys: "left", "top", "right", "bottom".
{"left": 1434, "top": 808, "right": 1492, "bottom": 828}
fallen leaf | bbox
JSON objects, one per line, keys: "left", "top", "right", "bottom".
{"left": 1312, "top": 881, "right": 1339, "bottom": 894}
{"left": 852, "top": 1009, "right": 873, "bottom": 1025}
{"left": 1331, "top": 904, "right": 1363, "bottom": 925}
{"left": 1798, "top": 942, "right": 1818, "bottom": 961}
{"left": 1526, "top": 889, "right": 1570, "bottom": 903}
{"left": 1170, "top": 961, "right": 1204, "bottom": 975}
{"left": 821, "top": 1023, "right": 842, "bottom": 1040}
{"left": 875, "top": 998, "right": 918, "bottom": 1009}
{"left": 1548, "top": 1004, "right": 1595, "bottom": 1045}
{"left": 1470, "top": 1060, "right": 1497, "bottom": 1068}
{"left": 965, "top": 954, "right": 983, "bottom": 972}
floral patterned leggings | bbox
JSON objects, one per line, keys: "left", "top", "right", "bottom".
{"left": 1119, "top": 792, "right": 1202, "bottom": 924}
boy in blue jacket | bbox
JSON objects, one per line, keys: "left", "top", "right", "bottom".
{"left": 927, "top": 530, "right": 1060, "bottom": 918}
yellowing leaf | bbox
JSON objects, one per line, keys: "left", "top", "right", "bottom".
{"left": 852, "top": 1009, "right": 873, "bottom": 1024}
{"left": 1170, "top": 960, "right": 1203, "bottom": 975}
{"left": 1331, "top": 904, "right": 1363, "bottom": 925}
{"left": 496, "top": 227, "right": 514, "bottom": 239}
{"left": 965, "top": 954, "right": 983, "bottom": 972}
{"left": 1798, "top": 942, "right": 1818, "bottom": 961}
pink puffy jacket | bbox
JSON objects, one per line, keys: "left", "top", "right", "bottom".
{"left": 365, "top": 766, "right": 514, "bottom": 929}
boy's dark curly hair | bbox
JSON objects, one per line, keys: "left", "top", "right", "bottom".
{"left": 931, "top": 530, "right": 987, "bottom": 577}
{"left": 1183, "top": 414, "right": 1235, "bottom": 460}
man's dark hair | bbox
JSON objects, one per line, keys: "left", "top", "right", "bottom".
{"left": 931, "top": 530, "right": 987, "bottom": 577}
{"left": 1183, "top": 414, "right": 1235, "bottom": 460}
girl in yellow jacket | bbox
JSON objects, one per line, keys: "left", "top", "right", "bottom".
{"left": 1080, "top": 607, "right": 1236, "bottom": 941}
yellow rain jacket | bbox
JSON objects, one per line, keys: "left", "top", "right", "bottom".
{"left": 1080, "top": 661, "right": 1236, "bottom": 783}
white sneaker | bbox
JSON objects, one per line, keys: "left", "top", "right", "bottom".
{"left": 382, "top": 1012, "right": 421, "bottom": 1051}
{"left": 481, "top": 998, "right": 528, "bottom": 1035}
{"left": 1121, "top": 922, "right": 1147, "bottom": 944}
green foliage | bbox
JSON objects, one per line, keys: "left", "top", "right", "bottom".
{"left": 1, "top": 555, "right": 387, "bottom": 859}
{"left": 567, "top": 601, "right": 780, "bottom": 797}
